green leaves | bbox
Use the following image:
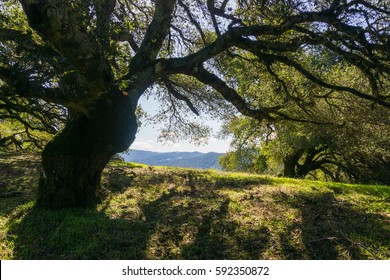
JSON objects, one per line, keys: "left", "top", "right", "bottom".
{"left": 219, "top": 45, "right": 389, "bottom": 183}
{"left": 118, "top": 80, "right": 128, "bottom": 91}
{"left": 124, "top": 20, "right": 135, "bottom": 31}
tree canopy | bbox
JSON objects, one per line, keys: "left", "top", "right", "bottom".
{"left": 219, "top": 111, "right": 390, "bottom": 184}
{"left": 219, "top": 47, "right": 390, "bottom": 184}
{"left": 1, "top": 0, "right": 389, "bottom": 207}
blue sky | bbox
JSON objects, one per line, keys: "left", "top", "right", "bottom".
{"left": 131, "top": 95, "right": 231, "bottom": 153}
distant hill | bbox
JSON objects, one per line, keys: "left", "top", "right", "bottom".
{"left": 120, "top": 149, "right": 224, "bottom": 170}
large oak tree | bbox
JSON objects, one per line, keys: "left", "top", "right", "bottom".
{"left": 1, "top": 0, "right": 389, "bottom": 208}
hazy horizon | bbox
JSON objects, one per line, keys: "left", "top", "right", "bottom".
{"left": 123, "top": 148, "right": 226, "bottom": 154}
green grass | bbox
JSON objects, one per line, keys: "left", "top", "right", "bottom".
{"left": 0, "top": 153, "right": 389, "bottom": 259}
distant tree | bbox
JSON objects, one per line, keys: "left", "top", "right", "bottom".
{"left": 219, "top": 100, "right": 390, "bottom": 184}
{"left": 1, "top": 0, "right": 389, "bottom": 207}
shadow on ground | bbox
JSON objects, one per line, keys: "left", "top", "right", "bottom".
{"left": 274, "top": 192, "right": 390, "bottom": 259}
{"left": 0, "top": 152, "right": 40, "bottom": 215}
{"left": 6, "top": 190, "right": 270, "bottom": 259}
{"left": 2, "top": 158, "right": 389, "bottom": 259}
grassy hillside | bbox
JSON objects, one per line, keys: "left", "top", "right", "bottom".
{"left": 0, "top": 153, "right": 389, "bottom": 259}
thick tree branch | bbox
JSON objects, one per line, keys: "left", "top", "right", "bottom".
{"left": 188, "top": 66, "right": 275, "bottom": 122}
{"left": 162, "top": 9, "right": 353, "bottom": 71}
{"left": 149, "top": 7, "right": 390, "bottom": 122}
{"left": 93, "top": 0, "right": 116, "bottom": 49}
{"left": 130, "top": 0, "right": 176, "bottom": 68}
{"left": 19, "top": 0, "right": 113, "bottom": 91}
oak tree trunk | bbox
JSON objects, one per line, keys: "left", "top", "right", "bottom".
{"left": 283, "top": 149, "right": 304, "bottom": 178}
{"left": 283, "top": 158, "right": 297, "bottom": 178}
{"left": 37, "top": 92, "right": 139, "bottom": 208}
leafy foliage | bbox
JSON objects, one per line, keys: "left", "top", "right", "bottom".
{"left": 220, "top": 108, "right": 390, "bottom": 184}
{"left": 1, "top": 0, "right": 389, "bottom": 142}
{"left": 219, "top": 50, "right": 390, "bottom": 183}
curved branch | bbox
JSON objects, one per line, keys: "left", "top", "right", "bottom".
{"left": 130, "top": 0, "right": 176, "bottom": 68}
{"left": 20, "top": 0, "right": 113, "bottom": 89}
{"left": 162, "top": 9, "right": 356, "bottom": 72}
{"left": 178, "top": 0, "right": 206, "bottom": 44}
{"left": 252, "top": 52, "right": 390, "bottom": 108}
{"left": 162, "top": 79, "right": 199, "bottom": 116}
{"left": 188, "top": 66, "right": 275, "bottom": 122}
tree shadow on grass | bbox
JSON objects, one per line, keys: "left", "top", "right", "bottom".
{"left": 101, "top": 165, "right": 137, "bottom": 193}
{"left": 180, "top": 199, "right": 270, "bottom": 259}
{"left": 6, "top": 185, "right": 271, "bottom": 259}
{"left": 0, "top": 152, "right": 40, "bottom": 215}
{"left": 6, "top": 191, "right": 178, "bottom": 259}
{"left": 275, "top": 192, "right": 390, "bottom": 259}
{"left": 5, "top": 158, "right": 387, "bottom": 259}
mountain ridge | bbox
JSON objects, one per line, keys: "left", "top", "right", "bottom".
{"left": 120, "top": 149, "right": 224, "bottom": 170}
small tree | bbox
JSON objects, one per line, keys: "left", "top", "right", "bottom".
{"left": 1, "top": 0, "right": 389, "bottom": 207}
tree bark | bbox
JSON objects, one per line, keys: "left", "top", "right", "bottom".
{"left": 283, "top": 149, "right": 304, "bottom": 178}
{"left": 37, "top": 90, "right": 139, "bottom": 208}
{"left": 283, "top": 157, "right": 297, "bottom": 178}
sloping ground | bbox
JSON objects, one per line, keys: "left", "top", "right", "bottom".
{"left": 0, "top": 154, "right": 389, "bottom": 259}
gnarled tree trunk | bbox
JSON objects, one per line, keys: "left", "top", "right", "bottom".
{"left": 283, "top": 149, "right": 304, "bottom": 178}
{"left": 37, "top": 91, "right": 139, "bottom": 208}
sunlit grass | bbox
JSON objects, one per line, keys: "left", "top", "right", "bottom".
{"left": 1, "top": 154, "right": 389, "bottom": 259}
